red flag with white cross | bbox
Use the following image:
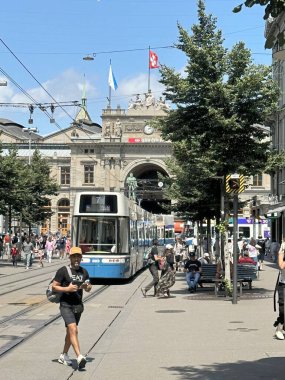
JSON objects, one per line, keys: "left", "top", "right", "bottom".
{"left": 149, "top": 50, "right": 159, "bottom": 69}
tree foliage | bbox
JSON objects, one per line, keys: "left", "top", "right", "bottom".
{"left": 158, "top": 0, "right": 279, "bottom": 220}
{"left": 233, "top": 0, "right": 285, "bottom": 20}
{"left": 0, "top": 145, "right": 59, "bottom": 230}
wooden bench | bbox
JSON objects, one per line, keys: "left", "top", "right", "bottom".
{"left": 236, "top": 264, "right": 258, "bottom": 295}
{"left": 199, "top": 263, "right": 258, "bottom": 296}
{"left": 199, "top": 264, "right": 220, "bottom": 296}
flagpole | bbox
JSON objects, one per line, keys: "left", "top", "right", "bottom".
{"left": 148, "top": 46, "right": 151, "bottom": 93}
{"left": 109, "top": 59, "right": 112, "bottom": 108}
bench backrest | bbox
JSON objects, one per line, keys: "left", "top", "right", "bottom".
{"left": 201, "top": 264, "right": 217, "bottom": 278}
{"left": 237, "top": 264, "right": 257, "bottom": 280}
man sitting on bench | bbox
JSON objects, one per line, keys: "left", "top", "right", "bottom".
{"left": 184, "top": 252, "right": 202, "bottom": 293}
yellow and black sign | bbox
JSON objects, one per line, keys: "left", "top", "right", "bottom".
{"left": 225, "top": 174, "right": 245, "bottom": 194}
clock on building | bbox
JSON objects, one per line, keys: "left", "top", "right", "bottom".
{"left": 143, "top": 124, "right": 154, "bottom": 135}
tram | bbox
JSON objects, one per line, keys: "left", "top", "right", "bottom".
{"left": 72, "top": 192, "right": 157, "bottom": 280}
{"left": 227, "top": 216, "right": 270, "bottom": 239}
{"left": 155, "top": 214, "right": 175, "bottom": 245}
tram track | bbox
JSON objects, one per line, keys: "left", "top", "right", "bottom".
{"left": 0, "top": 284, "right": 110, "bottom": 358}
{"left": 0, "top": 264, "right": 65, "bottom": 296}
{"left": 66, "top": 277, "right": 146, "bottom": 379}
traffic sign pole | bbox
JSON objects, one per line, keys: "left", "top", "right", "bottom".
{"left": 232, "top": 193, "right": 238, "bottom": 305}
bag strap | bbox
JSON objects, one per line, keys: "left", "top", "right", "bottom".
{"left": 274, "top": 272, "right": 280, "bottom": 312}
{"left": 65, "top": 265, "right": 73, "bottom": 280}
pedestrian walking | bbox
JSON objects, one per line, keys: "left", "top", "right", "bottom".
{"left": 265, "top": 237, "right": 271, "bottom": 257}
{"left": 141, "top": 239, "right": 160, "bottom": 297}
{"left": 271, "top": 239, "right": 280, "bottom": 263}
{"left": 156, "top": 256, "right": 175, "bottom": 297}
{"left": 11, "top": 244, "right": 18, "bottom": 267}
{"left": 274, "top": 245, "right": 285, "bottom": 340}
{"left": 45, "top": 236, "right": 54, "bottom": 263}
{"left": 0, "top": 237, "right": 3, "bottom": 259}
{"left": 22, "top": 237, "right": 34, "bottom": 270}
{"left": 4, "top": 233, "right": 11, "bottom": 260}
{"left": 52, "top": 246, "right": 92, "bottom": 369}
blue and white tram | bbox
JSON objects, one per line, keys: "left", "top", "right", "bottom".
{"left": 72, "top": 192, "right": 157, "bottom": 279}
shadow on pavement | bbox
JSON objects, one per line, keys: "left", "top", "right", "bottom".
{"left": 164, "top": 357, "right": 284, "bottom": 380}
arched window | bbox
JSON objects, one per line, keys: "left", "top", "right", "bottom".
{"left": 57, "top": 199, "right": 70, "bottom": 235}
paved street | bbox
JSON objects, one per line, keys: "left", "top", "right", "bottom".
{"left": 0, "top": 258, "right": 283, "bottom": 379}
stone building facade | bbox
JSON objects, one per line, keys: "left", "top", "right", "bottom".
{"left": 0, "top": 89, "right": 272, "bottom": 237}
{"left": 0, "top": 92, "right": 172, "bottom": 235}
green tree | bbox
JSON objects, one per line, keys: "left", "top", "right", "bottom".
{"left": 21, "top": 149, "right": 59, "bottom": 231}
{"left": 0, "top": 146, "right": 59, "bottom": 233}
{"left": 159, "top": 0, "right": 278, "bottom": 214}
{"left": 158, "top": 0, "right": 278, "bottom": 249}
{"left": 0, "top": 146, "right": 30, "bottom": 231}
{"left": 233, "top": 0, "right": 285, "bottom": 19}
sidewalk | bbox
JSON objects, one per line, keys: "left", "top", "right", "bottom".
{"left": 87, "top": 259, "right": 284, "bottom": 380}
{"left": 0, "top": 258, "right": 283, "bottom": 380}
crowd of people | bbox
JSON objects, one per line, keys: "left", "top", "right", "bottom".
{"left": 140, "top": 234, "right": 280, "bottom": 298}
{"left": 0, "top": 232, "right": 71, "bottom": 269}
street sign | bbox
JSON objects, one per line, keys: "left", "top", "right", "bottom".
{"left": 225, "top": 174, "right": 245, "bottom": 194}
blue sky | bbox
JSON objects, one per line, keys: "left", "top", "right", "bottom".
{"left": 0, "top": 0, "right": 271, "bottom": 135}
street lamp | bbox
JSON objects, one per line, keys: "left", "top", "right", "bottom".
{"left": 22, "top": 127, "right": 38, "bottom": 164}
{"left": 83, "top": 54, "right": 95, "bottom": 61}
{"left": 0, "top": 80, "right": 7, "bottom": 86}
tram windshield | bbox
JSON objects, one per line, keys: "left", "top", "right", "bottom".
{"left": 73, "top": 216, "right": 129, "bottom": 255}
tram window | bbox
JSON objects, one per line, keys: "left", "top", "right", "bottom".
{"left": 239, "top": 226, "right": 250, "bottom": 238}
{"left": 137, "top": 221, "right": 145, "bottom": 247}
{"left": 76, "top": 217, "right": 117, "bottom": 253}
{"left": 118, "top": 217, "right": 129, "bottom": 254}
{"left": 79, "top": 195, "right": 117, "bottom": 213}
{"left": 130, "top": 220, "right": 138, "bottom": 249}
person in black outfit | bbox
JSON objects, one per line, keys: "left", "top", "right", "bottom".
{"left": 256, "top": 235, "right": 266, "bottom": 270}
{"left": 184, "top": 252, "right": 202, "bottom": 292}
{"left": 274, "top": 246, "right": 285, "bottom": 340}
{"left": 141, "top": 239, "right": 160, "bottom": 297}
{"left": 52, "top": 246, "right": 92, "bottom": 369}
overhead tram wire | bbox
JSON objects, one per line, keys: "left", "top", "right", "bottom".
{"left": 0, "top": 39, "right": 167, "bottom": 185}
{"left": 0, "top": 66, "right": 103, "bottom": 172}
{"left": 0, "top": 67, "right": 122, "bottom": 184}
{"left": 0, "top": 38, "right": 77, "bottom": 124}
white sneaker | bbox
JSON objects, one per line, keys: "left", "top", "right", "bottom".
{"left": 58, "top": 353, "right": 72, "bottom": 366}
{"left": 77, "top": 354, "right": 87, "bottom": 369}
{"left": 275, "top": 324, "right": 285, "bottom": 340}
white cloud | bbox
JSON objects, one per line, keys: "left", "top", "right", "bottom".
{"left": 119, "top": 73, "right": 164, "bottom": 97}
{"left": 11, "top": 69, "right": 97, "bottom": 106}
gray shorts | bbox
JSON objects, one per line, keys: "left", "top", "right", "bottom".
{"left": 60, "top": 303, "right": 84, "bottom": 326}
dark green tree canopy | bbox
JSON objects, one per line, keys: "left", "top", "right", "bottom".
{"left": 158, "top": 0, "right": 279, "bottom": 220}
{"left": 233, "top": 0, "right": 285, "bottom": 20}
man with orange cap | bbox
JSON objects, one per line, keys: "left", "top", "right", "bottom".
{"left": 52, "top": 246, "right": 92, "bottom": 369}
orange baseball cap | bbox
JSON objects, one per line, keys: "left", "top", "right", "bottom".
{"left": 70, "top": 246, "right": 82, "bottom": 255}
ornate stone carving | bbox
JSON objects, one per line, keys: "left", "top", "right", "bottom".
{"left": 104, "top": 121, "right": 111, "bottom": 137}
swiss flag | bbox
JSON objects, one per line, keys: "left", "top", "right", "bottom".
{"left": 149, "top": 50, "right": 159, "bottom": 69}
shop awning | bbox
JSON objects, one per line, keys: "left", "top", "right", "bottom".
{"left": 266, "top": 205, "right": 285, "bottom": 214}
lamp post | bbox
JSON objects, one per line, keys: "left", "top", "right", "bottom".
{"left": 22, "top": 127, "right": 38, "bottom": 164}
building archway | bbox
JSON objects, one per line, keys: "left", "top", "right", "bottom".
{"left": 125, "top": 163, "right": 171, "bottom": 214}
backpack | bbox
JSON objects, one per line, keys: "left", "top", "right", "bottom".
{"left": 46, "top": 265, "right": 73, "bottom": 303}
{"left": 145, "top": 247, "right": 155, "bottom": 266}
{"left": 166, "top": 252, "right": 175, "bottom": 265}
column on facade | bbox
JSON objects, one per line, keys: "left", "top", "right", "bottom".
{"left": 113, "top": 158, "right": 121, "bottom": 190}
{"left": 101, "top": 158, "right": 110, "bottom": 191}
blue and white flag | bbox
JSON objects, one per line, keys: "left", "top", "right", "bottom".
{"left": 108, "top": 65, "right": 118, "bottom": 91}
